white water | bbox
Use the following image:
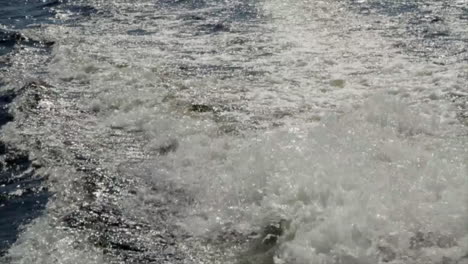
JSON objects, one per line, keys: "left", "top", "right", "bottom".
{"left": 4, "top": 0, "right": 468, "bottom": 263}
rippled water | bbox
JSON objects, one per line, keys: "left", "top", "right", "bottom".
{"left": 0, "top": 0, "right": 467, "bottom": 263}
{"left": 0, "top": 0, "right": 59, "bottom": 255}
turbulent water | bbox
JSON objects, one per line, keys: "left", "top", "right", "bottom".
{"left": 0, "top": 0, "right": 467, "bottom": 263}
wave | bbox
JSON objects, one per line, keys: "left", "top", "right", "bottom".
{"left": 1, "top": 0, "right": 467, "bottom": 263}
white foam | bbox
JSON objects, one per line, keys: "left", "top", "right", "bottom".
{"left": 5, "top": 0, "right": 468, "bottom": 263}
{"left": 6, "top": 217, "right": 105, "bottom": 264}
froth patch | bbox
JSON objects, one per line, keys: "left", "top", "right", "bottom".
{"left": 139, "top": 96, "right": 468, "bottom": 263}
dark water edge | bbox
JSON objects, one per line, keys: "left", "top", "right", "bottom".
{"left": 0, "top": 0, "right": 59, "bottom": 56}
{"left": 0, "top": 0, "right": 99, "bottom": 56}
{"left": 0, "top": 0, "right": 59, "bottom": 256}
{"left": 0, "top": 0, "right": 111, "bottom": 258}
{"left": 0, "top": 87, "right": 49, "bottom": 257}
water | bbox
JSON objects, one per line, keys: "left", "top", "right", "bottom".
{"left": 0, "top": 0, "right": 467, "bottom": 263}
{"left": 0, "top": 0, "right": 59, "bottom": 256}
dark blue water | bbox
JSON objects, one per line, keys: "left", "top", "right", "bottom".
{"left": 0, "top": 0, "right": 58, "bottom": 256}
{"left": 0, "top": 0, "right": 59, "bottom": 56}
{"left": 0, "top": 87, "right": 49, "bottom": 256}
{"left": 0, "top": 146, "right": 48, "bottom": 256}
{"left": 0, "top": 0, "right": 109, "bottom": 257}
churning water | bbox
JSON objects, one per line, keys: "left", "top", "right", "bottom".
{"left": 0, "top": 0, "right": 467, "bottom": 263}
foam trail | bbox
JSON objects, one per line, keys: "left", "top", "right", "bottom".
{"left": 1, "top": 0, "right": 467, "bottom": 263}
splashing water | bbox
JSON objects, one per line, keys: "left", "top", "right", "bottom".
{"left": 1, "top": 0, "right": 467, "bottom": 263}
